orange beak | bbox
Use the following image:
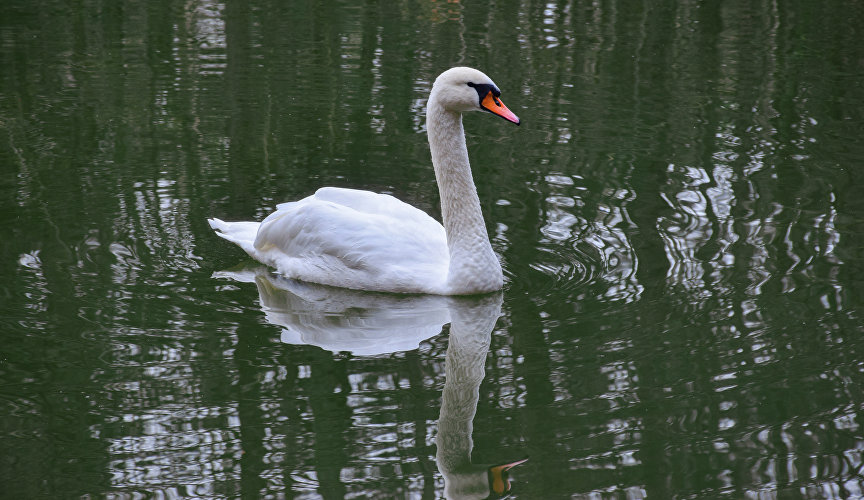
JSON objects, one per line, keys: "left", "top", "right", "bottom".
{"left": 488, "top": 457, "right": 529, "bottom": 495}
{"left": 481, "top": 91, "right": 521, "bottom": 125}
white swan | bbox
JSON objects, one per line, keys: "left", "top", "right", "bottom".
{"left": 208, "top": 67, "right": 520, "bottom": 295}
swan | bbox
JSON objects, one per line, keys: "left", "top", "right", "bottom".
{"left": 208, "top": 67, "right": 520, "bottom": 295}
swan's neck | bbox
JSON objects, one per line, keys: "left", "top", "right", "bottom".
{"left": 427, "top": 98, "right": 503, "bottom": 294}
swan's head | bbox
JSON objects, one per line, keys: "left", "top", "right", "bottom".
{"left": 431, "top": 67, "right": 521, "bottom": 125}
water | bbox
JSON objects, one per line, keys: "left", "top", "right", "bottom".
{"left": 2, "top": 0, "right": 864, "bottom": 498}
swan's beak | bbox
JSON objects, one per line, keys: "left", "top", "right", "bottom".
{"left": 480, "top": 91, "right": 521, "bottom": 125}
{"left": 488, "top": 457, "right": 528, "bottom": 495}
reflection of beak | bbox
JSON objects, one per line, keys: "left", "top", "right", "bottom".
{"left": 480, "top": 91, "right": 521, "bottom": 125}
{"left": 488, "top": 458, "right": 528, "bottom": 496}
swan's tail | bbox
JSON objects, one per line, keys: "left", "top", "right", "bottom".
{"left": 207, "top": 218, "right": 260, "bottom": 256}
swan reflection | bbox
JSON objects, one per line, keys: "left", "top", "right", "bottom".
{"left": 215, "top": 266, "right": 451, "bottom": 355}
{"left": 215, "top": 266, "right": 527, "bottom": 497}
{"left": 435, "top": 291, "right": 528, "bottom": 499}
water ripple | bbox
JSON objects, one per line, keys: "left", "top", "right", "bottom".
{"left": 510, "top": 171, "right": 642, "bottom": 305}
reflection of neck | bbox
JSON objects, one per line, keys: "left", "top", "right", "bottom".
{"left": 426, "top": 96, "right": 502, "bottom": 294}
{"left": 435, "top": 295, "right": 502, "bottom": 498}
{"left": 437, "top": 318, "right": 489, "bottom": 469}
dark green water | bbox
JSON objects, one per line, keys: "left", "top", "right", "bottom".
{"left": 2, "top": 0, "right": 864, "bottom": 498}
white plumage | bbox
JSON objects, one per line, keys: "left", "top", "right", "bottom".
{"left": 208, "top": 67, "right": 520, "bottom": 295}
{"left": 209, "top": 187, "right": 449, "bottom": 293}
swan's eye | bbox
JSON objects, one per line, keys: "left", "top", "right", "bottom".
{"left": 467, "top": 82, "right": 500, "bottom": 105}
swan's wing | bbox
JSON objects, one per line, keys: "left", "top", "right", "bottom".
{"left": 269, "top": 188, "right": 436, "bottom": 230}
{"left": 314, "top": 187, "right": 437, "bottom": 225}
{"left": 253, "top": 191, "right": 449, "bottom": 293}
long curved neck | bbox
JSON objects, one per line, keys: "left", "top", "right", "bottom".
{"left": 427, "top": 96, "right": 502, "bottom": 294}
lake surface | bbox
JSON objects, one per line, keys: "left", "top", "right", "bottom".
{"left": 2, "top": 0, "right": 864, "bottom": 498}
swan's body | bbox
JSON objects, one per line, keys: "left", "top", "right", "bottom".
{"left": 209, "top": 188, "right": 451, "bottom": 293}
{"left": 208, "top": 67, "right": 520, "bottom": 295}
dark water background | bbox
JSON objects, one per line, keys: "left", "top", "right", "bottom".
{"left": 2, "top": 0, "right": 864, "bottom": 498}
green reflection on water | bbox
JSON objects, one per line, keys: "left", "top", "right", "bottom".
{"left": 2, "top": 0, "right": 864, "bottom": 498}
